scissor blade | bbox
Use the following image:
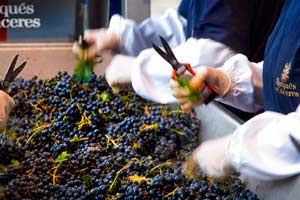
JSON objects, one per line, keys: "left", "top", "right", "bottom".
{"left": 159, "top": 36, "right": 180, "bottom": 68}
{"left": 10, "top": 61, "right": 26, "bottom": 81}
{"left": 3, "top": 54, "right": 19, "bottom": 82}
{"left": 289, "top": 134, "right": 300, "bottom": 154}
{"left": 152, "top": 43, "right": 172, "bottom": 64}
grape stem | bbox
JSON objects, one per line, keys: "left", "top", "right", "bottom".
{"left": 108, "top": 165, "right": 129, "bottom": 191}
{"left": 163, "top": 187, "right": 179, "bottom": 198}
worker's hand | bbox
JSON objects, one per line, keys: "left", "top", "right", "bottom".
{"left": 170, "top": 67, "right": 231, "bottom": 113}
{"left": 183, "top": 135, "right": 234, "bottom": 179}
{"left": 72, "top": 28, "right": 120, "bottom": 60}
{"left": 105, "top": 55, "right": 136, "bottom": 94}
{"left": 0, "top": 91, "right": 15, "bottom": 131}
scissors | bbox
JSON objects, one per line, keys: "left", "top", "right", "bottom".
{"left": 152, "top": 36, "right": 219, "bottom": 105}
{"left": 0, "top": 54, "right": 26, "bottom": 92}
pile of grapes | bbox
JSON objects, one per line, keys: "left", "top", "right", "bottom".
{"left": 0, "top": 72, "right": 259, "bottom": 200}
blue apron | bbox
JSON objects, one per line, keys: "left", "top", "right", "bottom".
{"left": 178, "top": 0, "right": 284, "bottom": 62}
{"left": 263, "top": 0, "right": 300, "bottom": 114}
{"left": 109, "top": 0, "right": 122, "bottom": 19}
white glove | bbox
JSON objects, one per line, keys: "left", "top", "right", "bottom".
{"left": 170, "top": 67, "right": 231, "bottom": 113}
{"left": 72, "top": 29, "right": 120, "bottom": 60}
{"left": 183, "top": 135, "right": 235, "bottom": 178}
{"left": 105, "top": 55, "right": 136, "bottom": 93}
{"left": 0, "top": 91, "right": 15, "bottom": 131}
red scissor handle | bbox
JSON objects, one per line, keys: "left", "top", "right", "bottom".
{"left": 171, "top": 63, "right": 195, "bottom": 80}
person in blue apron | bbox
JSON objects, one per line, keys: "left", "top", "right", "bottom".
{"left": 0, "top": 91, "right": 14, "bottom": 131}
{"left": 73, "top": 0, "right": 284, "bottom": 112}
{"left": 171, "top": 0, "right": 300, "bottom": 180}
{"left": 177, "top": 0, "right": 285, "bottom": 120}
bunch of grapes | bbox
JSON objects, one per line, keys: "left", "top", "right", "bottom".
{"left": 0, "top": 72, "right": 259, "bottom": 200}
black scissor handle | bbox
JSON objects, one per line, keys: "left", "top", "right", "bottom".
{"left": 1, "top": 54, "right": 26, "bottom": 91}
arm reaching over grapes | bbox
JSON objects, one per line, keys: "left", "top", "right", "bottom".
{"left": 183, "top": 107, "right": 300, "bottom": 181}
{"left": 0, "top": 91, "right": 15, "bottom": 131}
{"left": 183, "top": 135, "right": 234, "bottom": 179}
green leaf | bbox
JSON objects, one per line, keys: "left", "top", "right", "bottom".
{"left": 55, "top": 151, "right": 69, "bottom": 165}
{"left": 176, "top": 77, "right": 190, "bottom": 88}
{"left": 187, "top": 89, "right": 203, "bottom": 102}
{"left": 175, "top": 77, "right": 203, "bottom": 102}
{"left": 73, "top": 56, "right": 97, "bottom": 82}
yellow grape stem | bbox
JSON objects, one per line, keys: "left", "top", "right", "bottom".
{"left": 108, "top": 165, "right": 129, "bottom": 191}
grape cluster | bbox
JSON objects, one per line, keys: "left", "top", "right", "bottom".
{"left": 0, "top": 134, "right": 25, "bottom": 165}
{"left": 0, "top": 72, "right": 259, "bottom": 200}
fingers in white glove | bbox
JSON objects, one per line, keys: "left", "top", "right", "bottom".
{"left": 72, "top": 42, "right": 81, "bottom": 55}
{"left": 193, "top": 135, "right": 234, "bottom": 178}
{"left": 171, "top": 87, "right": 191, "bottom": 98}
{"left": 170, "top": 67, "right": 232, "bottom": 113}
{"left": 72, "top": 28, "right": 120, "bottom": 61}
{"left": 189, "top": 69, "right": 208, "bottom": 90}
{"left": 72, "top": 42, "right": 97, "bottom": 61}
{"left": 85, "top": 29, "right": 120, "bottom": 52}
{"left": 105, "top": 55, "right": 135, "bottom": 93}
{"left": 181, "top": 101, "right": 195, "bottom": 113}
{"left": 187, "top": 67, "right": 231, "bottom": 97}
{"left": 182, "top": 153, "right": 200, "bottom": 178}
{"left": 0, "top": 91, "right": 15, "bottom": 130}
{"left": 170, "top": 78, "right": 200, "bottom": 113}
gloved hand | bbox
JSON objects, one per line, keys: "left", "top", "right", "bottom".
{"left": 0, "top": 91, "right": 15, "bottom": 131}
{"left": 170, "top": 67, "right": 231, "bottom": 113}
{"left": 105, "top": 55, "right": 136, "bottom": 93}
{"left": 183, "top": 135, "right": 234, "bottom": 178}
{"left": 72, "top": 29, "right": 120, "bottom": 60}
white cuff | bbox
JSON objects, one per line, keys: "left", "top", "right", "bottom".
{"left": 218, "top": 54, "right": 263, "bottom": 113}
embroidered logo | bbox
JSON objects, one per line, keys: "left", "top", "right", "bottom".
{"left": 281, "top": 62, "right": 291, "bottom": 82}
{"left": 275, "top": 62, "right": 299, "bottom": 97}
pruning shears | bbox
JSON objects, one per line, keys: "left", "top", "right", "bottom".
{"left": 0, "top": 54, "right": 26, "bottom": 92}
{"left": 152, "top": 36, "right": 219, "bottom": 105}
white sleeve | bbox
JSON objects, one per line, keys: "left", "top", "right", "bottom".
{"left": 108, "top": 9, "right": 186, "bottom": 56}
{"left": 217, "top": 54, "right": 264, "bottom": 113}
{"left": 131, "top": 38, "right": 236, "bottom": 104}
{"left": 228, "top": 105, "right": 300, "bottom": 181}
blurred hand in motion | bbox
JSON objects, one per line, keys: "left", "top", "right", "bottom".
{"left": 182, "top": 152, "right": 200, "bottom": 178}
{"left": 72, "top": 29, "right": 120, "bottom": 60}
{"left": 105, "top": 55, "right": 136, "bottom": 94}
{"left": 183, "top": 135, "right": 234, "bottom": 179}
{"left": 0, "top": 91, "right": 15, "bottom": 130}
{"left": 170, "top": 67, "right": 231, "bottom": 113}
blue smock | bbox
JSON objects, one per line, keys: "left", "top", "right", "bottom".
{"left": 178, "top": 0, "right": 285, "bottom": 62}
{"left": 263, "top": 0, "right": 300, "bottom": 114}
{"left": 110, "top": 0, "right": 122, "bottom": 19}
